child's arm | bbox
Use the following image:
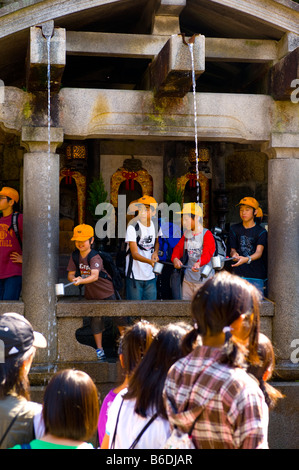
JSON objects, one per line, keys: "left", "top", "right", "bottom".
{"left": 68, "top": 269, "right": 99, "bottom": 285}
{"left": 231, "top": 245, "right": 264, "bottom": 267}
{"left": 129, "top": 241, "right": 156, "bottom": 267}
{"left": 151, "top": 238, "right": 160, "bottom": 263}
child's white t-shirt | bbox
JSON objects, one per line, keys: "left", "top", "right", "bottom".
{"left": 125, "top": 221, "right": 160, "bottom": 281}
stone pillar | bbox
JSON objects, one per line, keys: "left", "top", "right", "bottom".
{"left": 21, "top": 127, "right": 64, "bottom": 365}
{"left": 263, "top": 134, "right": 299, "bottom": 379}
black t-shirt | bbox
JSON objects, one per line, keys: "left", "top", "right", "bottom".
{"left": 229, "top": 223, "right": 267, "bottom": 279}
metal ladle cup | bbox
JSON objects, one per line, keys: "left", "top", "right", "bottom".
{"left": 55, "top": 281, "right": 75, "bottom": 296}
{"left": 212, "top": 256, "right": 236, "bottom": 270}
{"left": 153, "top": 261, "right": 189, "bottom": 275}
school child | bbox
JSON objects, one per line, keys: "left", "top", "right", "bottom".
{"left": 67, "top": 224, "right": 129, "bottom": 362}
{"left": 229, "top": 197, "right": 267, "bottom": 295}
{"left": 97, "top": 320, "right": 158, "bottom": 446}
{"left": 247, "top": 333, "right": 284, "bottom": 410}
{"left": 171, "top": 202, "right": 215, "bottom": 300}
{"left": 101, "top": 323, "right": 190, "bottom": 449}
{"left": 12, "top": 369, "right": 99, "bottom": 449}
{"left": 0, "top": 187, "right": 23, "bottom": 300}
{"left": 125, "top": 196, "right": 161, "bottom": 300}
{"left": 163, "top": 271, "right": 269, "bottom": 449}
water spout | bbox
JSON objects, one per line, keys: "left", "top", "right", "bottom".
{"left": 41, "top": 20, "right": 54, "bottom": 40}
{"left": 188, "top": 41, "right": 200, "bottom": 205}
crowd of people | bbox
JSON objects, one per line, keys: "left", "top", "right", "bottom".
{"left": 1, "top": 186, "right": 278, "bottom": 449}
{"left": 0, "top": 271, "right": 283, "bottom": 449}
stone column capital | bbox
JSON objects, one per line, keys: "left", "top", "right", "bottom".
{"left": 261, "top": 132, "right": 299, "bottom": 159}
{"left": 21, "top": 126, "right": 64, "bottom": 153}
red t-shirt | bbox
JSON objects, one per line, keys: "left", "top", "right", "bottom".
{"left": 67, "top": 252, "right": 115, "bottom": 300}
{"left": 0, "top": 213, "right": 23, "bottom": 279}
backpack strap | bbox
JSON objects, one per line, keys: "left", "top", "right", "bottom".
{"left": 129, "top": 413, "right": 158, "bottom": 449}
{"left": 0, "top": 409, "right": 21, "bottom": 448}
{"left": 8, "top": 212, "right": 22, "bottom": 250}
{"left": 20, "top": 443, "right": 32, "bottom": 449}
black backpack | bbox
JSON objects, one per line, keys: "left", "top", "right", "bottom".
{"left": 8, "top": 212, "right": 22, "bottom": 249}
{"left": 72, "top": 248, "right": 123, "bottom": 298}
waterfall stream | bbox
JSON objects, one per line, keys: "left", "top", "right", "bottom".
{"left": 188, "top": 42, "right": 200, "bottom": 205}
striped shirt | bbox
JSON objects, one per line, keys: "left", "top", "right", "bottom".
{"left": 163, "top": 345, "right": 268, "bottom": 449}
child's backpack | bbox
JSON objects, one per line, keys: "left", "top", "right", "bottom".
{"left": 72, "top": 248, "right": 123, "bottom": 298}
{"left": 8, "top": 212, "right": 22, "bottom": 249}
{"left": 211, "top": 227, "right": 227, "bottom": 259}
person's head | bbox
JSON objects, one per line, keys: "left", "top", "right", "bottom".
{"left": 43, "top": 369, "right": 99, "bottom": 442}
{"left": 247, "top": 333, "right": 284, "bottom": 409}
{"left": 176, "top": 202, "right": 203, "bottom": 232}
{"left": 0, "top": 312, "right": 47, "bottom": 399}
{"left": 135, "top": 196, "right": 157, "bottom": 226}
{"left": 185, "top": 271, "right": 261, "bottom": 366}
{"left": 71, "top": 224, "right": 94, "bottom": 252}
{"left": 118, "top": 320, "right": 158, "bottom": 377}
{"left": 125, "top": 322, "right": 190, "bottom": 418}
{"left": 0, "top": 187, "right": 19, "bottom": 215}
{"left": 237, "top": 197, "right": 263, "bottom": 223}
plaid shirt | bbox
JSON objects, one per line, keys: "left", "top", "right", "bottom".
{"left": 163, "top": 345, "right": 268, "bottom": 449}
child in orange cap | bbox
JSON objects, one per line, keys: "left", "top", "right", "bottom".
{"left": 67, "top": 224, "right": 129, "bottom": 361}
{"left": 229, "top": 197, "right": 267, "bottom": 295}
{"left": 125, "top": 196, "right": 161, "bottom": 300}
{"left": 171, "top": 202, "right": 215, "bottom": 300}
{"left": 0, "top": 187, "right": 23, "bottom": 300}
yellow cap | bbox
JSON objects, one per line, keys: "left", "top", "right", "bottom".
{"left": 0, "top": 187, "right": 19, "bottom": 203}
{"left": 71, "top": 224, "right": 94, "bottom": 241}
{"left": 176, "top": 202, "right": 203, "bottom": 217}
{"left": 237, "top": 197, "right": 263, "bottom": 218}
{"left": 136, "top": 195, "right": 158, "bottom": 208}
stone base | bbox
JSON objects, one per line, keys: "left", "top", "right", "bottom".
{"left": 268, "top": 382, "right": 299, "bottom": 449}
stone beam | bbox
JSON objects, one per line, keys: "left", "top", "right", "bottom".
{"left": 152, "top": 0, "right": 186, "bottom": 35}
{"left": 65, "top": 31, "right": 280, "bottom": 63}
{"left": 205, "top": 0, "right": 299, "bottom": 35}
{"left": 270, "top": 47, "right": 299, "bottom": 100}
{"left": 58, "top": 88, "right": 273, "bottom": 143}
{"left": 26, "top": 24, "right": 66, "bottom": 93}
{"left": 150, "top": 34, "right": 205, "bottom": 97}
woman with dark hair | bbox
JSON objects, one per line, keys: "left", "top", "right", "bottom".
{"left": 98, "top": 320, "right": 158, "bottom": 445}
{"left": 163, "top": 271, "right": 269, "bottom": 449}
{"left": 12, "top": 369, "right": 99, "bottom": 449}
{"left": 0, "top": 312, "right": 47, "bottom": 449}
{"left": 101, "top": 323, "right": 191, "bottom": 449}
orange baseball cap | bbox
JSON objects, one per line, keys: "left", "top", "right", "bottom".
{"left": 237, "top": 197, "right": 263, "bottom": 218}
{"left": 136, "top": 195, "right": 158, "bottom": 208}
{"left": 176, "top": 202, "right": 203, "bottom": 217}
{"left": 71, "top": 224, "right": 94, "bottom": 241}
{"left": 0, "top": 187, "right": 19, "bottom": 203}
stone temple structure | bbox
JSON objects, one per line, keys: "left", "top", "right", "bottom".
{"left": 0, "top": 0, "right": 298, "bottom": 448}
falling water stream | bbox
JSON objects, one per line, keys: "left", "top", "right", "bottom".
{"left": 188, "top": 42, "right": 200, "bottom": 205}
{"left": 45, "top": 33, "right": 57, "bottom": 372}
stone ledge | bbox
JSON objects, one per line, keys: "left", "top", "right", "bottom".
{"left": 56, "top": 298, "right": 274, "bottom": 318}
{"left": 0, "top": 300, "right": 24, "bottom": 315}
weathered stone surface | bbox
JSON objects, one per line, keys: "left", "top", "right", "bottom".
{"left": 267, "top": 157, "right": 299, "bottom": 377}
{"left": 270, "top": 47, "right": 299, "bottom": 100}
{"left": 58, "top": 88, "right": 273, "bottom": 143}
{"left": 150, "top": 34, "right": 205, "bottom": 97}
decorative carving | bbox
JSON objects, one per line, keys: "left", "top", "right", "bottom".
{"left": 111, "top": 167, "right": 153, "bottom": 207}
{"left": 59, "top": 168, "right": 86, "bottom": 224}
